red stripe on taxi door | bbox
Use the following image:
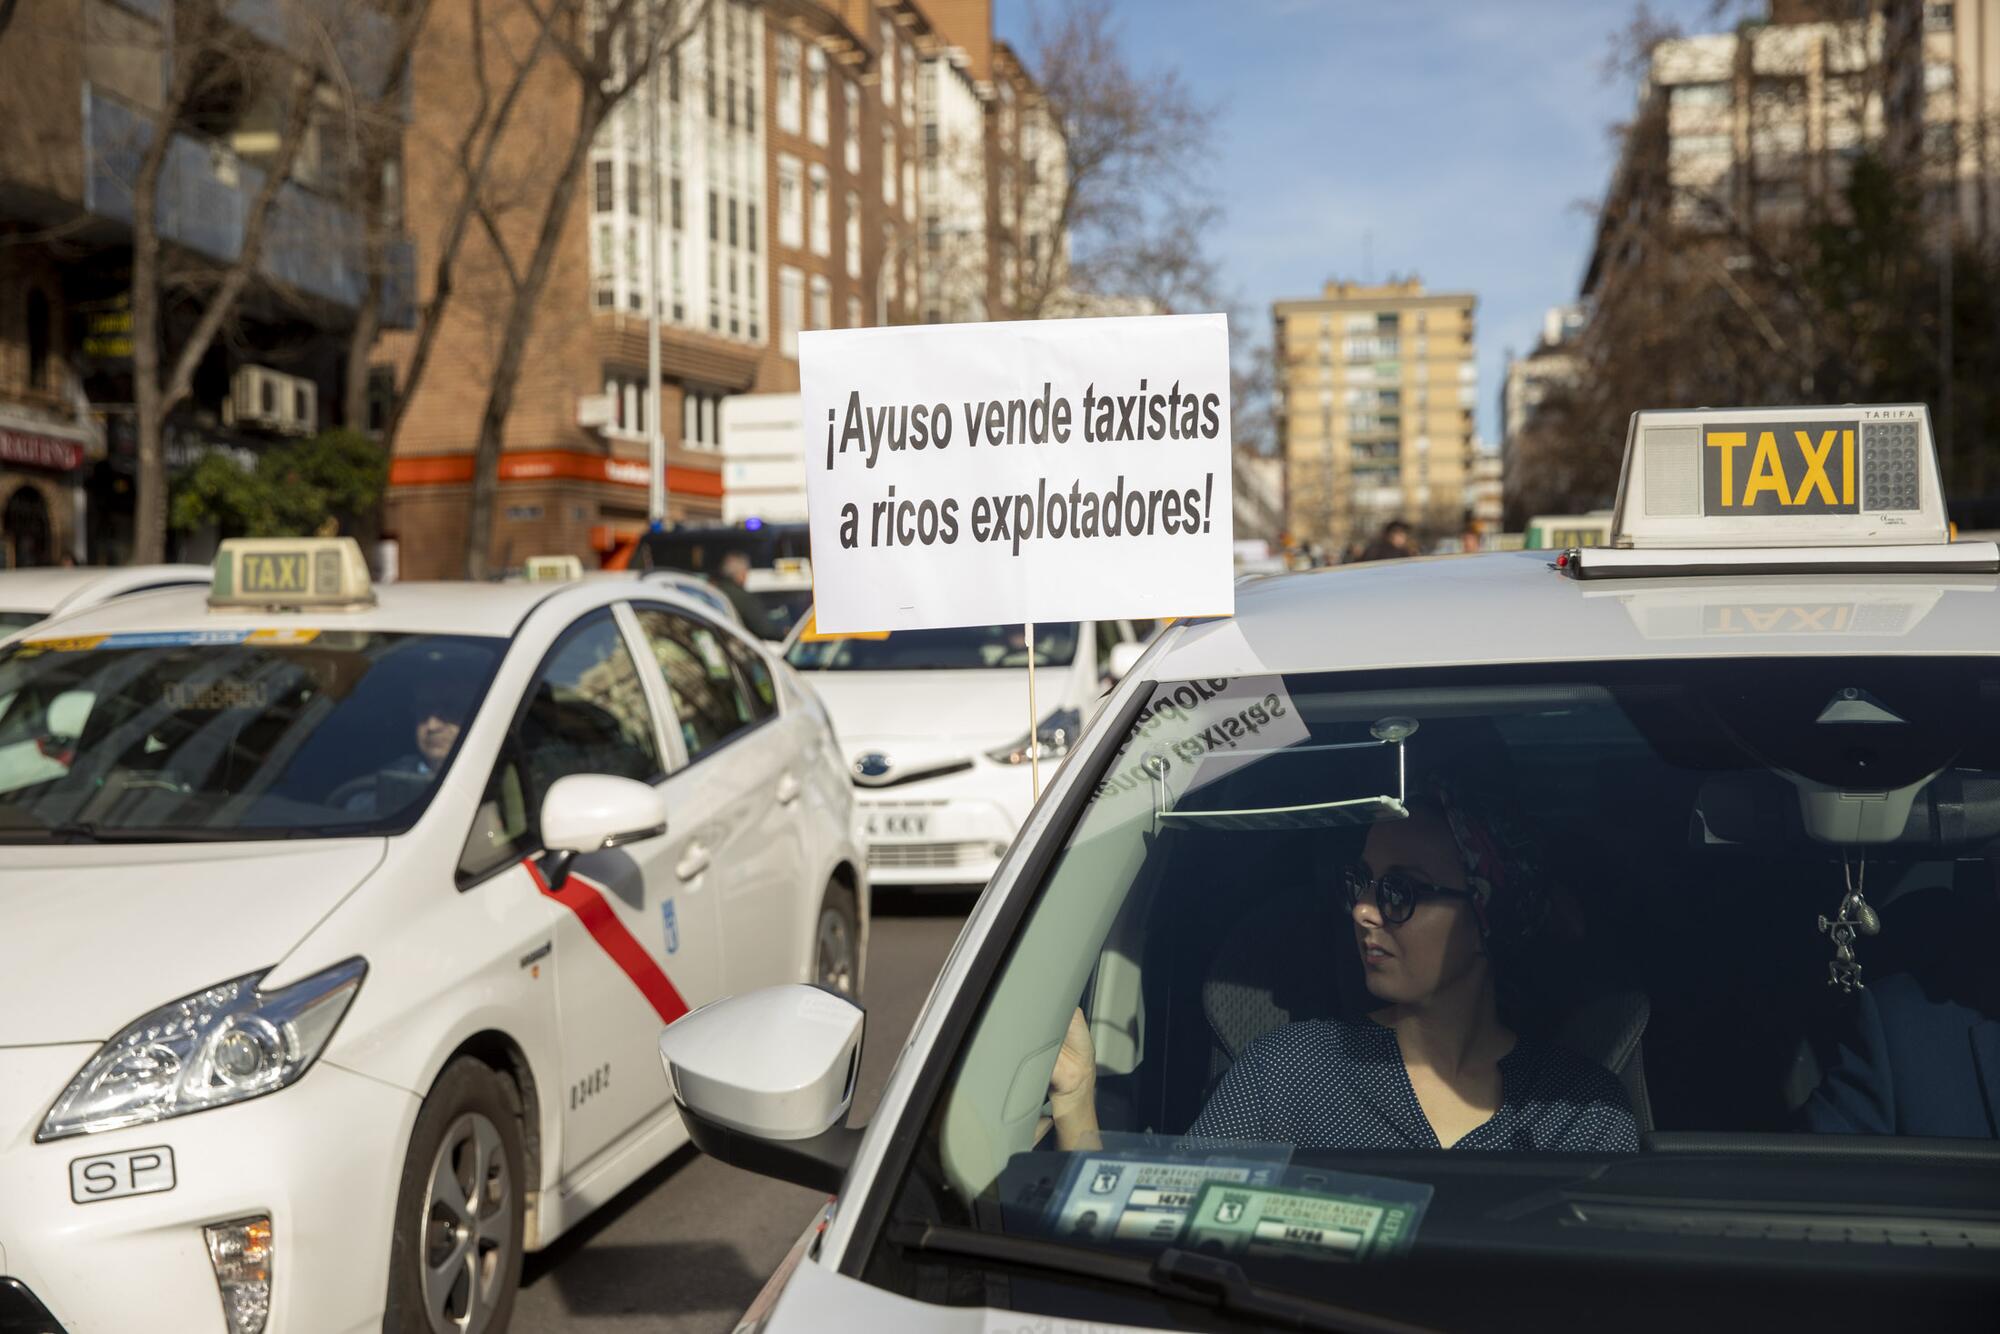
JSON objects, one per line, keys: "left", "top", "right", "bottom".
{"left": 523, "top": 858, "right": 690, "bottom": 1024}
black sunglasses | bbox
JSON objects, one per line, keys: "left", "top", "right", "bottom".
{"left": 1342, "top": 864, "right": 1476, "bottom": 925}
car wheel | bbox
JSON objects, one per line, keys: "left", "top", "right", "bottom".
{"left": 384, "top": 1058, "right": 526, "bottom": 1334}
{"left": 815, "top": 882, "right": 861, "bottom": 997}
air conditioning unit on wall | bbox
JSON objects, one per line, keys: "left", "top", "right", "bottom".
{"left": 227, "top": 366, "right": 317, "bottom": 436}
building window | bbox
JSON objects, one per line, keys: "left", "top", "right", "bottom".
{"left": 780, "top": 265, "right": 804, "bottom": 357}
{"left": 843, "top": 80, "right": 862, "bottom": 173}
{"left": 1927, "top": 2, "right": 1954, "bottom": 30}
{"left": 880, "top": 19, "right": 895, "bottom": 105}
{"left": 725, "top": 74, "right": 737, "bottom": 129}
{"left": 746, "top": 203, "right": 758, "bottom": 254}
{"left": 847, "top": 294, "right": 862, "bottom": 329}
{"left": 593, "top": 160, "right": 614, "bottom": 213}
{"left": 900, "top": 39, "right": 915, "bottom": 115}
{"left": 708, "top": 189, "right": 718, "bottom": 242}
{"left": 777, "top": 154, "right": 803, "bottom": 249}
{"left": 809, "top": 164, "right": 830, "bottom": 255}
{"left": 882, "top": 123, "right": 897, "bottom": 204}
{"left": 670, "top": 177, "right": 683, "bottom": 230}
{"left": 845, "top": 191, "right": 862, "bottom": 279}
{"left": 809, "top": 274, "right": 831, "bottom": 331}
{"left": 683, "top": 390, "right": 722, "bottom": 449}
{"left": 728, "top": 198, "right": 739, "bottom": 248}
{"left": 776, "top": 33, "right": 800, "bottom": 134}
{"left": 902, "top": 159, "right": 914, "bottom": 220}
{"left": 806, "top": 45, "right": 828, "bottom": 145}
{"left": 25, "top": 289, "right": 51, "bottom": 391}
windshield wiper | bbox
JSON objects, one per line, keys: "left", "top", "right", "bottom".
{"left": 885, "top": 1221, "right": 1434, "bottom": 1334}
{"left": 0, "top": 821, "right": 220, "bottom": 844}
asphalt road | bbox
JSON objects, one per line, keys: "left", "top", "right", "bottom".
{"left": 516, "top": 890, "right": 972, "bottom": 1332}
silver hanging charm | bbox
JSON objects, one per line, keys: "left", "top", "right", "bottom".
{"left": 1817, "top": 854, "right": 1881, "bottom": 993}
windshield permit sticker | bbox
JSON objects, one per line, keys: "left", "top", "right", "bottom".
{"left": 1010, "top": 1139, "right": 1292, "bottom": 1246}
{"left": 1088, "top": 677, "right": 1310, "bottom": 822}
{"left": 1183, "top": 1173, "right": 1433, "bottom": 1263}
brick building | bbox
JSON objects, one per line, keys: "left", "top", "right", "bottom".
{"left": 378, "top": 0, "right": 1064, "bottom": 577}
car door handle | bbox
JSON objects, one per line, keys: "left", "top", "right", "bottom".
{"left": 775, "top": 771, "right": 802, "bottom": 805}
{"left": 675, "top": 842, "right": 711, "bottom": 881}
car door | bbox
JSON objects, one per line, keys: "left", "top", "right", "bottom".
{"left": 630, "top": 603, "right": 810, "bottom": 994}
{"left": 458, "top": 608, "right": 722, "bottom": 1179}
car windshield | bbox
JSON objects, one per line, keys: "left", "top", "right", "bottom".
{"left": 747, "top": 587, "right": 813, "bottom": 641}
{"left": 786, "top": 621, "right": 1078, "bottom": 671}
{"left": 0, "top": 630, "right": 503, "bottom": 841}
{"left": 867, "top": 658, "right": 2000, "bottom": 1326}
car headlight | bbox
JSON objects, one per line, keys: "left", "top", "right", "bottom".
{"left": 986, "top": 707, "right": 1083, "bottom": 766}
{"left": 38, "top": 958, "right": 366, "bottom": 1141}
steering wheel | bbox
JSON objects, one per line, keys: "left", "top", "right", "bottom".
{"left": 324, "top": 774, "right": 381, "bottom": 811}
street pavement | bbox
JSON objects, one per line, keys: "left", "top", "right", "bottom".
{"left": 516, "top": 890, "right": 973, "bottom": 1332}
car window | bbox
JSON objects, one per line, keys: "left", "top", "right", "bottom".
{"left": 867, "top": 657, "right": 1998, "bottom": 1316}
{"left": 1093, "top": 620, "right": 1127, "bottom": 676}
{"left": 786, "top": 621, "right": 1080, "bottom": 671}
{"left": 0, "top": 631, "right": 502, "bottom": 840}
{"left": 722, "top": 631, "right": 778, "bottom": 722}
{"left": 458, "top": 612, "right": 663, "bottom": 883}
{"left": 633, "top": 606, "right": 759, "bottom": 761}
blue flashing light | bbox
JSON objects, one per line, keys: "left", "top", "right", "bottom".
{"left": 743, "top": 517, "right": 764, "bottom": 531}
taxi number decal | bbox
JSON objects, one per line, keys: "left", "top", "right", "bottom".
{"left": 570, "top": 1063, "right": 611, "bottom": 1110}
{"left": 70, "top": 1146, "right": 175, "bottom": 1204}
{"left": 1703, "top": 420, "right": 1858, "bottom": 516}
{"left": 524, "top": 858, "right": 690, "bottom": 1024}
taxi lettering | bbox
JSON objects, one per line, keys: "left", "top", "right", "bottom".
{"left": 239, "top": 552, "right": 310, "bottom": 595}
{"left": 1703, "top": 420, "right": 1858, "bottom": 515}
{"left": 1705, "top": 603, "right": 1856, "bottom": 635}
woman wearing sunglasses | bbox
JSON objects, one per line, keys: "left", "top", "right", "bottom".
{"left": 1047, "top": 777, "right": 1639, "bottom": 1153}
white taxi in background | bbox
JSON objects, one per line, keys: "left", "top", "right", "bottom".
{"left": 0, "top": 563, "right": 210, "bottom": 641}
{"left": 0, "top": 539, "right": 863, "bottom": 1334}
{"left": 782, "top": 618, "right": 1151, "bottom": 888}
{"left": 665, "top": 406, "right": 2000, "bottom": 1333}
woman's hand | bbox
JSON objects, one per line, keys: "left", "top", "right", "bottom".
{"left": 1041, "top": 1007, "right": 1102, "bottom": 1151}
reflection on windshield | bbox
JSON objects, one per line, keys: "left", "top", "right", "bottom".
{"left": 0, "top": 630, "right": 502, "bottom": 840}
{"left": 871, "top": 659, "right": 2000, "bottom": 1318}
{"left": 0, "top": 611, "right": 43, "bottom": 632}
{"left": 785, "top": 621, "right": 1078, "bottom": 671}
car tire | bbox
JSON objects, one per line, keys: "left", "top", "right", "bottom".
{"left": 815, "top": 882, "right": 862, "bottom": 998}
{"left": 384, "top": 1057, "right": 526, "bottom": 1334}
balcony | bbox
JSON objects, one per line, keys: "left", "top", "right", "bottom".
{"left": 82, "top": 85, "right": 413, "bottom": 324}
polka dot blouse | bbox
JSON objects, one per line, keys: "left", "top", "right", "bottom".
{"left": 1186, "top": 1019, "right": 1640, "bottom": 1152}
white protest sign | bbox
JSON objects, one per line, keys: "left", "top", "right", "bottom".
{"left": 798, "top": 314, "right": 1234, "bottom": 633}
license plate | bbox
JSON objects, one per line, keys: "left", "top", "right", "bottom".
{"left": 70, "top": 1145, "right": 176, "bottom": 1204}
{"left": 864, "top": 810, "right": 929, "bottom": 839}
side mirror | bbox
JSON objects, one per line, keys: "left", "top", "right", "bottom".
{"left": 1106, "top": 640, "right": 1145, "bottom": 683}
{"left": 658, "top": 983, "right": 865, "bottom": 1193}
{"left": 537, "top": 774, "right": 667, "bottom": 891}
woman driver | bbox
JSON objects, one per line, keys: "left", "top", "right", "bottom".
{"left": 1047, "top": 778, "right": 1639, "bottom": 1153}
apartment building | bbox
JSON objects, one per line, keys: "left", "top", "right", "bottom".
{"left": 1274, "top": 278, "right": 1480, "bottom": 551}
{"left": 1499, "top": 304, "right": 1586, "bottom": 481}
{"left": 0, "top": 0, "right": 407, "bottom": 566}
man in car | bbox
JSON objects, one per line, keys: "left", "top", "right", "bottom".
{"left": 339, "top": 684, "right": 465, "bottom": 816}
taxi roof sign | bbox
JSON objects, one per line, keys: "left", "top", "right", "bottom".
{"left": 210, "top": 537, "right": 374, "bottom": 610}
{"left": 1569, "top": 403, "right": 2000, "bottom": 579}
{"left": 524, "top": 555, "right": 583, "bottom": 583}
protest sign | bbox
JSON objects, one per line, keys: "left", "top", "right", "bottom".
{"left": 798, "top": 314, "right": 1234, "bottom": 633}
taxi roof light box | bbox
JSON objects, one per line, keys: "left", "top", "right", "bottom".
{"left": 1573, "top": 404, "right": 2000, "bottom": 578}
{"left": 209, "top": 537, "right": 375, "bottom": 610}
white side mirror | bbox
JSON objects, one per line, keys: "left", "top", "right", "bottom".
{"left": 1106, "top": 640, "right": 1146, "bottom": 683}
{"left": 659, "top": 984, "right": 865, "bottom": 1191}
{"left": 537, "top": 774, "right": 666, "bottom": 890}
{"left": 540, "top": 773, "right": 667, "bottom": 853}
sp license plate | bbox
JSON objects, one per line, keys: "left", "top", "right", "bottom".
{"left": 70, "top": 1145, "right": 176, "bottom": 1204}
{"left": 864, "top": 810, "right": 930, "bottom": 839}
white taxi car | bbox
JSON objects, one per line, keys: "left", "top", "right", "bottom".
{"left": 665, "top": 406, "right": 2000, "bottom": 1333}
{"left": 0, "top": 563, "right": 210, "bottom": 641}
{"left": 783, "top": 619, "right": 1152, "bottom": 888}
{"left": 0, "top": 539, "right": 864, "bottom": 1334}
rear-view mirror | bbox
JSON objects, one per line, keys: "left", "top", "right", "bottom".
{"left": 538, "top": 774, "right": 667, "bottom": 889}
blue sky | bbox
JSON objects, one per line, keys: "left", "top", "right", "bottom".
{"left": 995, "top": 0, "right": 1718, "bottom": 444}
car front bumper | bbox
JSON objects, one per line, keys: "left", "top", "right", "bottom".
{"left": 0, "top": 1044, "right": 418, "bottom": 1334}
{"left": 852, "top": 758, "right": 1036, "bottom": 888}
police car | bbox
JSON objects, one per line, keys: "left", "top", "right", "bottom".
{"left": 663, "top": 406, "right": 2000, "bottom": 1333}
{"left": 783, "top": 618, "right": 1153, "bottom": 889}
{"left": 0, "top": 539, "right": 864, "bottom": 1334}
{"left": 0, "top": 563, "right": 210, "bottom": 640}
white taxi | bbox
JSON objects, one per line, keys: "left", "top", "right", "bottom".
{"left": 0, "top": 538, "right": 864, "bottom": 1334}
{"left": 0, "top": 563, "right": 210, "bottom": 641}
{"left": 782, "top": 619, "right": 1151, "bottom": 888}
{"left": 664, "top": 406, "right": 2000, "bottom": 1333}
